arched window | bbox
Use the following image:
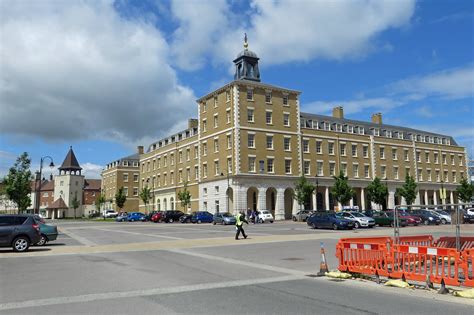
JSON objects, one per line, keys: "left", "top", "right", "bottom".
{"left": 163, "top": 198, "right": 167, "bottom": 210}
{"left": 157, "top": 199, "right": 161, "bottom": 211}
{"left": 170, "top": 197, "right": 174, "bottom": 210}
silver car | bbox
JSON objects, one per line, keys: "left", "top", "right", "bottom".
{"left": 341, "top": 211, "right": 375, "bottom": 228}
{"left": 292, "top": 210, "right": 313, "bottom": 222}
{"left": 213, "top": 212, "right": 236, "bottom": 225}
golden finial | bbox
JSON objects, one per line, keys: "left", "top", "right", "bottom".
{"left": 243, "top": 33, "right": 248, "bottom": 50}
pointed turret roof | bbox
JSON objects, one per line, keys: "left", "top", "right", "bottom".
{"left": 59, "top": 146, "right": 82, "bottom": 171}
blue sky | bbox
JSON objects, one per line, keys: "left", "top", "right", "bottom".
{"left": 1, "top": 0, "right": 473, "bottom": 179}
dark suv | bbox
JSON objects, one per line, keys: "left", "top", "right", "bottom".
{"left": 162, "top": 210, "right": 185, "bottom": 223}
{"left": 0, "top": 215, "right": 41, "bottom": 252}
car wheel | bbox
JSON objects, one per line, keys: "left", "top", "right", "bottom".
{"left": 390, "top": 222, "right": 394, "bottom": 227}
{"left": 13, "top": 236, "right": 30, "bottom": 252}
{"left": 311, "top": 223, "right": 317, "bottom": 229}
{"left": 213, "top": 221, "right": 216, "bottom": 225}
{"left": 186, "top": 219, "right": 191, "bottom": 223}
{"left": 169, "top": 218, "right": 174, "bottom": 223}
{"left": 270, "top": 221, "right": 273, "bottom": 223}
{"left": 424, "top": 220, "right": 429, "bottom": 225}
{"left": 292, "top": 217, "right": 297, "bottom": 222}
{"left": 332, "top": 224, "right": 338, "bottom": 230}
{"left": 222, "top": 221, "right": 226, "bottom": 225}
{"left": 354, "top": 222, "right": 360, "bottom": 229}
{"left": 369, "top": 225, "right": 374, "bottom": 228}
{"left": 259, "top": 218, "right": 264, "bottom": 224}
{"left": 130, "top": 219, "right": 134, "bottom": 222}
{"left": 441, "top": 219, "right": 447, "bottom": 225}
{"left": 36, "top": 235, "right": 47, "bottom": 246}
{"left": 197, "top": 219, "right": 202, "bottom": 224}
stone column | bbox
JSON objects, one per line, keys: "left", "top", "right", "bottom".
{"left": 361, "top": 188, "right": 366, "bottom": 210}
{"left": 349, "top": 198, "right": 354, "bottom": 208}
{"left": 312, "top": 191, "right": 317, "bottom": 211}
{"left": 275, "top": 188, "right": 285, "bottom": 220}
{"left": 258, "top": 187, "right": 266, "bottom": 211}
{"left": 233, "top": 185, "right": 244, "bottom": 214}
{"left": 433, "top": 190, "right": 438, "bottom": 206}
{"left": 325, "top": 187, "right": 330, "bottom": 211}
{"left": 415, "top": 192, "right": 421, "bottom": 205}
{"left": 450, "top": 191, "right": 454, "bottom": 205}
{"left": 424, "top": 190, "right": 429, "bottom": 205}
{"left": 388, "top": 189, "right": 395, "bottom": 209}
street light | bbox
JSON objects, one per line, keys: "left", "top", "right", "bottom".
{"left": 221, "top": 172, "right": 230, "bottom": 214}
{"left": 35, "top": 156, "right": 55, "bottom": 214}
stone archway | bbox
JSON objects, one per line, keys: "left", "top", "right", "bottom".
{"left": 284, "top": 188, "right": 294, "bottom": 220}
{"left": 266, "top": 187, "right": 277, "bottom": 217}
{"left": 247, "top": 187, "right": 258, "bottom": 211}
{"left": 227, "top": 187, "right": 234, "bottom": 213}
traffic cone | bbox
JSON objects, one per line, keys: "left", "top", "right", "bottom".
{"left": 438, "top": 279, "right": 449, "bottom": 294}
{"left": 317, "top": 241, "right": 329, "bottom": 276}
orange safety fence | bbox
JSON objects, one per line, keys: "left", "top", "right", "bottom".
{"left": 462, "top": 249, "right": 474, "bottom": 287}
{"left": 435, "top": 237, "right": 474, "bottom": 251}
{"left": 398, "top": 235, "right": 434, "bottom": 247}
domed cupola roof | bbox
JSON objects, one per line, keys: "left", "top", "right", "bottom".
{"left": 233, "top": 34, "right": 261, "bottom": 82}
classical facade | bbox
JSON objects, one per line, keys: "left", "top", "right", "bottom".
{"left": 104, "top": 38, "right": 468, "bottom": 219}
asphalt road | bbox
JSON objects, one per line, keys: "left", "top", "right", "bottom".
{"left": 0, "top": 221, "right": 473, "bottom": 314}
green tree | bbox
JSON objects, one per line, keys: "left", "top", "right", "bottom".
{"left": 95, "top": 193, "right": 106, "bottom": 212}
{"left": 71, "top": 196, "right": 80, "bottom": 219}
{"left": 3, "top": 152, "right": 33, "bottom": 213}
{"left": 294, "top": 176, "right": 314, "bottom": 210}
{"left": 366, "top": 177, "right": 388, "bottom": 210}
{"left": 396, "top": 174, "right": 417, "bottom": 206}
{"left": 456, "top": 176, "right": 473, "bottom": 203}
{"left": 331, "top": 171, "right": 354, "bottom": 208}
{"left": 115, "top": 187, "right": 127, "bottom": 212}
{"left": 177, "top": 182, "right": 192, "bottom": 212}
{"left": 139, "top": 186, "right": 152, "bottom": 213}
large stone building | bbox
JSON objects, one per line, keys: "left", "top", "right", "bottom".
{"left": 103, "top": 38, "right": 468, "bottom": 219}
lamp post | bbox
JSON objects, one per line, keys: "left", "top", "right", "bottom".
{"left": 35, "top": 156, "right": 55, "bottom": 215}
{"left": 315, "top": 173, "right": 319, "bottom": 212}
{"left": 221, "top": 172, "right": 230, "bottom": 213}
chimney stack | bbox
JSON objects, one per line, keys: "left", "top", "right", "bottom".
{"left": 332, "top": 106, "right": 344, "bottom": 119}
{"left": 137, "top": 146, "right": 144, "bottom": 155}
{"left": 188, "top": 118, "right": 198, "bottom": 129}
{"left": 371, "top": 113, "right": 383, "bottom": 124}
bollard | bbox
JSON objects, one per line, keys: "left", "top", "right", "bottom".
{"left": 438, "top": 279, "right": 449, "bottom": 294}
{"left": 375, "top": 271, "right": 381, "bottom": 285}
{"left": 317, "top": 241, "right": 329, "bottom": 276}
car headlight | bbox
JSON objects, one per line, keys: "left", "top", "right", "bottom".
{"left": 428, "top": 217, "right": 433, "bottom": 221}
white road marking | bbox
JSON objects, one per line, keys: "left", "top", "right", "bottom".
{"left": 89, "top": 227, "right": 183, "bottom": 240}
{"left": 0, "top": 275, "right": 305, "bottom": 311}
{"left": 58, "top": 228, "right": 97, "bottom": 246}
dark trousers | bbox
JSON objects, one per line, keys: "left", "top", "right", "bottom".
{"left": 235, "top": 225, "right": 247, "bottom": 239}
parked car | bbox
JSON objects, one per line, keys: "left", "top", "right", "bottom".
{"left": 466, "top": 208, "right": 474, "bottom": 216}
{"left": 115, "top": 212, "right": 128, "bottom": 222}
{"left": 307, "top": 212, "right": 354, "bottom": 230}
{"left": 0, "top": 214, "right": 41, "bottom": 252}
{"left": 192, "top": 211, "right": 214, "bottom": 224}
{"left": 341, "top": 211, "right": 375, "bottom": 228}
{"left": 179, "top": 212, "right": 195, "bottom": 223}
{"left": 407, "top": 209, "right": 441, "bottom": 225}
{"left": 372, "top": 212, "right": 407, "bottom": 227}
{"left": 151, "top": 211, "right": 165, "bottom": 223}
{"left": 144, "top": 211, "right": 159, "bottom": 222}
{"left": 213, "top": 212, "right": 236, "bottom": 225}
{"left": 385, "top": 211, "right": 422, "bottom": 226}
{"left": 103, "top": 210, "right": 118, "bottom": 218}
{"left": 36, "top": 223, "right": 58, "bottom": 246}
{"left": 126, "top": 212, "right": 146, "bottom": 222}
{"left": 460, "top": 209, "right": 474, "bottom": 223}
{"left": 162, "top": 210, "right": 185, "bottom": 223}
{"left": 292, "top": 210, "right": 313, "bottom": 222}
{"left": 257, "top": 210, "right": 274, "bottom": 223}
{"left": 431, "top": 210, "right": 451, "bottom": 224}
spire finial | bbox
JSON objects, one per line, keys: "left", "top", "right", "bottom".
{"left": 243, "top": 33, "right": 248, "bottom": 50}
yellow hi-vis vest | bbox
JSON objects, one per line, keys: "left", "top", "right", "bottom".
{"left": 235, "top": 213, "right": 242, "bottom": 226}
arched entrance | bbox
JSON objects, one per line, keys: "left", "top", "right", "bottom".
{"left": 227, "top": 187, "right": 234, "bottom": 213}
{"left": 266, "top": 187, "right": 277, "bottom": 216}
{"left": 247, "top": 187, "right": 258, "bottom": 211}
{"left": 316, "top": 192, "right": 324, "bottom": 211}
{"left": 284, "top": 188, "right": 294, "bottom": 219}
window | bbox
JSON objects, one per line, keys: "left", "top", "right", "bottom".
{"left": 434, "top": 153, "right": 439, "bottom": 164}
{"left": 442, "top": 153, "right": 447, "bottom": 165}
{"left": 405, "top": 168, "right": 410, "bottom": 178}
{"left": 341, "top": 163, "right": 347, "bottom": 176}
{"left": 248, "top": 134, "right": 255, "bottom": 148}
{"left": 214, "top": 139, "right": 219, "bottom": 152}
{"left": 353, "top": 164, "right": 359, "bottom": 178}
{"left": 247, "top": 109, "right": 254, "bottom": 122}
{"left": 340, "top": 143, "right": 346, "bottom": 156}
{"left": 444, "top": 170, "right": 448, "bottom": 182}
{"left": 283, "top": 113, "right": 290, "bottom": 126}
{"left": 146, "top": 162, "right": 150, "bottom": 172}
{"left": 214, "top": 161, "right": 220, "bottom": 175}
{"left": 379, "top": 147, "right": 385, "bottom": 159}
{"left": 123, "top": 187, "right": 129, "bottom": 196}
{"left": 285, "top": 160, "right": 292, "bottom": 174}
{"left": 203, "top": 187, "right": 208, "bottom": 195}
{"left": 404, "top": 149, "right": 409, "bottom": 161}
{"left": 427, "top": 169, "right": 432, "bottom": 181}
{"left": 215, "top": 200, "right": 220, "bottom": 212}
{"left": 194, "top": 146, "right": 199, "bottom": 159}
{"left": 266, "top": 111, "right": 272, "bottom": 124}
{"left": 416, "top": 152, "right": 421, "bottom": 162}
{"left": 267, "top": 158, "right": 274, "bottom": 173}
{"left": 202, "top": 164, "right": 208, "bottom": 178}
{"left": 364, "top": 165, "right": 370, "bottom": 178}
{"left": 381, "top": 166, "right": 386, "bottom": 179}
{"left": 418, "top": 169, "right": 423, "bottom": 181}
{"left": 329, "top": 162, "right": 336, "bottom": 176}
{"left": 202, "top": 119, "right": 207, "bottom": 132}
{"left": 247, "top": 89, "right": 253, "bottom": 101}
{"left": 203, "top": 201, "right": 207, "bottom": 211}
{"left": 392, "top": 148, "right": 397, "bottom": 160}
{"left": 214, "top": 96, "right": 218, "bottom": 107}
{"left": 352, "top": 144, "right": 357, "bottom": 157}
{"left": 178, "top": 151, "right": 183, "bottom": 163}
{"left": 451, "top": 154, "right": 455, "bottom": 165}
{"left": 425, "top": 152, "right": 430, "bottom": 163}
{"left": 202, "top": 103, "right": 207, "bottom": 112}
{"left": 226, "top": 90, "right": 231, "bottom": 102}
{"left": 266, "top": 136, "right": 273, "bottom": 149}
{"left": 215, "top": 186, "right": 219, "bottom": 193}
{"left": 214, "top": 115, "right": 218, "bottom": 128}
{"left": 227, "top": 135, "right": 232, "bottom": 149}
{"left": 316, "top": 141, "right": 322, "bottom": 154}
{"left": 361, "top": 146, "right": 368, "bottom": 158}
{"left": 452, "top": 171, "right": 456, "bottom": 183}
{"left": 186, "top": 169, "right": 190, "bottom": 181}
{"left": 123, "top": 174, "right": 128, "bottom": 182}
{"left": 317, "top": 161, "right": 324, "bottom": 176}
{"left": 195, "top": 166, "right": 199, "bottom": 179}
{"left": 186, "top": 149, "right": 190, "bottom": 161}
{"left": 170, "top": 154, "right": 175, "bottom": 166}
{"left": 178, "top": 170, "right": 183, "bottom": 183}
{"left": 459, "top": 155, "right": 463, "bottom": 166}
{"left": 133, "top": 174, "right": 139, "bottom": 182}
{"left": 164, "top": 174, "right": 167, "bottom": 185}
{"left": 265, "top": 91, "right": 272, "bottom": 103}
{"left": 283, "top": 94, "right": 289, "bottom": 106}
{"left": 284, "top": 137, "right": 291, "bottom": 151}
{"left": 436, "top": 170, "right": 440, "bottom": 182}
{"left": 303, "top": 140, "right": 309, "bottom": 153}
{"left": 227, "top": 158, "right": 232, "bottom": 173}
{"left": 394, "top": 166, "right": 399, "bottom": 180}
{"left": 304, "top": 161, "right": 310, "bottom": 175}
{"left": 203, "top": 143, "right": 207, "bottom": 156}
{"left": 133, "top": 188, "right": 138, "bottom": 196}
{"left": 248, "top": 157, "right": 256, "bottom": 172}
{"left": 328, "top": 142, "right": 335, "bottom": 155}
{"left": 170, "top": 172, "right": 174, "bottom": 184}
{"left": 226, "top": 109, "right": 231, "bottom": 124}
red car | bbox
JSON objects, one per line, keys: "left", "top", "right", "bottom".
{"left": 386, "top": 211, "right": 421, "bottom": 226}
{"left": 151, "top": 211, "right": 164, "bottom": 223}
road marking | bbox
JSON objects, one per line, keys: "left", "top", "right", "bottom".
{"left": 88, "top": 227, "right": 183, "bottom": 240}
{"left": 0, "top": 275, "right": 306, "bottom": 311}
{"left": 58, "top": 228, "right": 97, "bottom": 246}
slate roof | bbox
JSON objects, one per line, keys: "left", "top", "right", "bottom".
{"left": 59, "top": 146, "right": 82, "bottom": 171}
{"left": 47, "top": 197, "right": 68, "bottom": 209}
{"left": 84, "top": 179, "right": 101, "bottom": 191}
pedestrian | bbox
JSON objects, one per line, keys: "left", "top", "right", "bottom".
{"left": 235, "top": 211, "right": 248, "bottom": 240}
{"left": 255, "top": 210, "right": 260, "bottom": 224}
{"left": 252, "top": 210, "right": 257, "bottom": 224}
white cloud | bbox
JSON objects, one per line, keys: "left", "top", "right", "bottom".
{"left": 81, "top": 162, "right": 104, "bottom": 179}
{"left": 0, "top": 0, "right": 196, "bottom": 145}
{"left": 170, "top": 0, "right": 415, "bottom": 70}
{"left": 302, "top": 97, "right": 402, "bottom": 116}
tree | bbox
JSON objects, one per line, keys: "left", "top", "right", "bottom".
{"left": 366, "top": 177, "right": 388, "bottom": 210}
{"left": 95, "top": 193, "right": 106, "bottom": 219}
{"left": 3, "top": 152, "right": 33, "bottom": 213}
{"left": 331, "top": 171, "right": 354, "bottom": 208}
{"left": 294, "top": 176, "right": 314, "bottom": 210}
{"left": 456, "top": 176, "right": 473, "bottom": 203}
{"left": 139, "top": 186, "right": 152, "bottom": 213}
{"left": 396, "top": 174, "right": 417, "bottom": 206}
{"left": 71, "top": 196, "right": 80, "bottom": 219}
{"left": 115, "top": 187, "right": 127, "bottom": 212}
{"left": 177, "top": 182, "right": 192, "bottom": 212}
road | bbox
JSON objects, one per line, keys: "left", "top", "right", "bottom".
{"left": 0, "top": 221, "right": 473, "bottom": 314}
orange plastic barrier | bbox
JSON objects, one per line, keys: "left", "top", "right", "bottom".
{"left": 462, "top": 249, "right": 473, "bottom": 287}
{"left": 435, "top": 237, "right": 474, "bottom": 251}
{"left": 398, "top": 235, "right": 434, "bottom": 247}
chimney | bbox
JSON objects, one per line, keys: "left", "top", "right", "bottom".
{"left": 332, "top": 106, "right": 344, "bottom": 119}
{"left": 137, "top": 146, "right": 144, "bottom": 155}
{"left": 371, "top": 113, "right": 383, "bottom": 124}
{"left": 188, "top": 118, "right": 198, "bottom": 129}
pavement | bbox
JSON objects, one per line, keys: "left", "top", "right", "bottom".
{"left": 0, "top": 221, "right": 473, "bottom": 314}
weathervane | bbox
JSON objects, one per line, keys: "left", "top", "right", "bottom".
{"left": 244, "top": 33, "right": 248, "bottom": 50}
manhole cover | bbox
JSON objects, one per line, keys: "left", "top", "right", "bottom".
{"left": 282, "top": 257, "right": 304, "bottom": 261}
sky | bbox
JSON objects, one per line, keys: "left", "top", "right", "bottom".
{"left": 1, "top": 0, "right": 473, "bottom": 179}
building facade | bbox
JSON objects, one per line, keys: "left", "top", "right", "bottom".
{"left": 104, "top": 38, "right": 468, "bottom": 219}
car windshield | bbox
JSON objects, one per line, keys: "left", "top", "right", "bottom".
{"left": 222, "top": 213, "right": 232, "bottom": 217}
{"left": 334, "top": 213, "right": 344, "bottom": 219}
{"left": 262, "top": 211, "right": 269, "bottom": 214}
{"left": 437, "top": 211, "right": 449, "bottom": 215}
{"left": 350, "top": 212, "right": 365, "bottom": 217}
